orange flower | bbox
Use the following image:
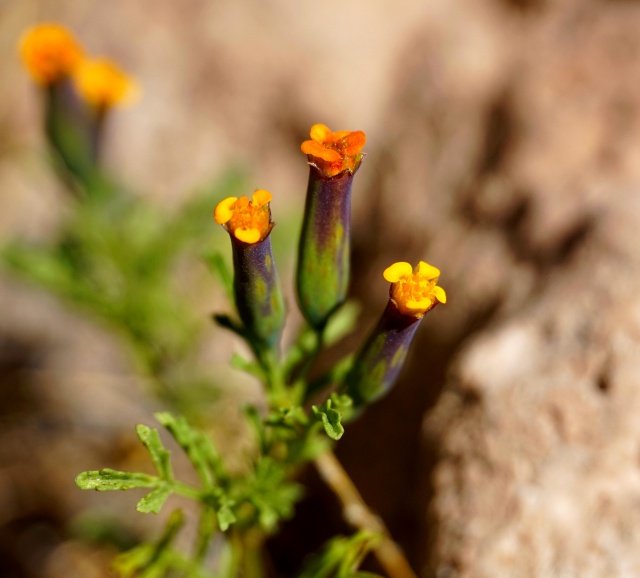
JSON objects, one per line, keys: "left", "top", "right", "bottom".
{"left": 214, "top": 190, "right": 274, "bottom": 244}
{"left": 73, "top": 57, "right": 139, "bottom": 109}
{"left": 383, "top": 261, "right": 446, "bottom": 318}
{"left": 300, "top": 123, "right": 366, "bottom": 177}
{"left": 19, "top": 23, "right": 84, "bottom": 85}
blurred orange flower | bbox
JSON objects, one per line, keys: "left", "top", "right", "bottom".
{"left": 19, "top": 23, "right": 84, "bottom": 85}
{"left": 73, "top": 58, "right": 139, "bottom": 110}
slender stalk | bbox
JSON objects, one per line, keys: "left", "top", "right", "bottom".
{"left": 288, "top": 324, "right": 325, "bottom": 400}
{"left": 240, "top": 529, "right": 266, "bottom": 578}
{"left": 314, "top": 450, "right": 418, "bottom": 578}
{"left": 298, "top": 326, "right": 325, "bottom": 383}
{"left": 172, "top": 481, "right": 204, "bottom": 501}
{"left": 260, "top": 346, "right": 290, "bottom": 407}
{"left": 194, "top": 506, "right": 217, "bottom": 564}
{"left": 227, "top": 531, "right": 243, "bottom": 578}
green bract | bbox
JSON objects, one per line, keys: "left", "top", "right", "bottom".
{"left": 229, "top": 233, "right": 285, "bottom": 349}
{"left": 343, "top": 301, "right": 424, "bottom": 406}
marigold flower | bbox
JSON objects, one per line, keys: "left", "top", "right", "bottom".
{"left": 384, "top": 261, "right": 446, "bottom": 318}
{"left": 73, "top": 57, "right": 139, "bottom": 110}
{"left": 19, "top": 23, "right": 84, "bottom": 85}
{"left": 301, "top": 123, "right": 366, "bottom": 178}
{"left": 215, "top": 190, "right": 285, "bottom": 347}
{"left": 296, "top": 124, "right": 366, "bottom": 329}
{"left": 214, "top": 190, "right": 274, "bottom": 245}
{"left": 343, "top": 260, "right": 445, "bottom": 406}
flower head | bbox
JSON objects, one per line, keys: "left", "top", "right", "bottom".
{"left": 343, "top": 261, "right": 445, "bottom": 406}
{"left": 301, "top": 123, "right": 366, "bottom": 178}
{"left": 215, "top": 189, "right": 284, "bottom": 347}
{"left": 73, "top": 57, "right": 139, "bottom": 109}
{"left": 383, "top": 261, "right": 446, "bottom": 318}
{"left": 296, "top": 124, "right": 365, "bottom": 327}
{"left": 19, "top": 23, "right": 84, "bottom": 85}
{"left": 214, "top": 189, "right": 274, "bottom": 244}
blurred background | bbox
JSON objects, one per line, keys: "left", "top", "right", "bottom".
{"left": 2, "top": 0, "right": 640, "bottom": 577}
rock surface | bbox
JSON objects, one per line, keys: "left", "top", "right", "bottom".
{"left": 414, "top": 1, "right": 640, "bottom": 576}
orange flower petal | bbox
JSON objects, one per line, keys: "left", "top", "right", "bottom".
{"left": 417, "top": 261, "right": 440, "bottom": 279}
{"left": 332, "top": 130, "right": 352, "bottom": 141}
{"left": 252, "top": 189, "right": 272, "bottom": 206}
{"left": 301, "top": 140, "right": 342, "bottom": 162}
{"left": 214, "top": 197, "right": 237, "bottom": 224}
{"left": 405, "top": 299, "right": 431, "bottom": 311}
{"left": 234, "top": 227, "right": 261, "bottom": 244}
{"left": 383, "top": 262, "right": 413, "bottom": 283}
{"left": 433, "top": 286, "right": 447, "bottom": 304}
{"left": 310, "top": 123, "right": 333, "bottom": 144}
{"left": 340, "top": 131, "right": 366, "bottom": 156}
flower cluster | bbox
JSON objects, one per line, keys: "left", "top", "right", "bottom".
{"left": 214, "top": 123, "right": 446, "bottom": 406}
{"left": 19, "top": 23, "right": 138, "bottom": 110}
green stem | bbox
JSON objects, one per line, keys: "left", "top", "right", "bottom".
{"left": 226, "top": 531, "right": 243, "bottom": 578}
{"left": 147, "top": 510, "right": 185, "bottom": 570}
{"left": 260, "top": 346, "right": 290, "bottom": 407}
{"left": 194, "top": 506, "right": 217, "bottom": 564}
{"left": 294, "top": 325, "right": 325, "bottom": 393}
{"left": 314, "top": 450, "right": 418, "bottom": 578}
{"left": 172, "top": 481, "right": 204, "bottom": 501}
{"left": 240, "top": 529, "right": 266, "bottom": 578}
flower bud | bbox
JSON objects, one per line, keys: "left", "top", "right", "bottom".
{"left": 214, "top": 190, "right": 285, "bottom": 347}
{"left": 296, "top": 124, "right": 366, "bottom": 329}
{"left": 344, "top": 261, "right": 446, "bottom": 405}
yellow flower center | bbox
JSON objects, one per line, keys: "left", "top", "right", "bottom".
{"left": 19, "top": 23, "right": 84, "bottom": 85}
{"left": 300, "top": 123, "right": 366, "bottom": 177}
{"left": 383, "top": 261, "right": 447, "bottom": 318}
{"left": 73, "top": 58, "right": 139, "bottom": 109}
{"left": 214, "top": 189, "right": 273, "bottom": 244}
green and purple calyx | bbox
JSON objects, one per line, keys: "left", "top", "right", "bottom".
{"left": 215, "top": 190, "right": 285, "bottom": 348}
{"left": 344, "top": 261, "right": 446, "bottom": 406}
{"left": 296, "top": 123, "right": 366, "bottom": 329}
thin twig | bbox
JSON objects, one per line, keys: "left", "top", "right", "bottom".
{"left": 314, "top": 450, "right": 419, "bottom": 578}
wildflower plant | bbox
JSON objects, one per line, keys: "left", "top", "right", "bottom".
{"left": 6, "top": 22, "right": 446, "bottom": 578}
